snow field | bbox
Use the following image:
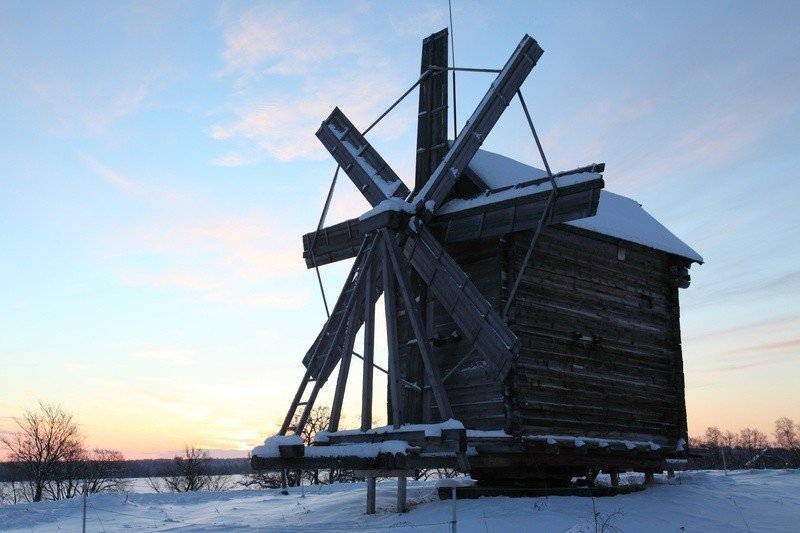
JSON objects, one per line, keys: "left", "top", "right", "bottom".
{"left": 1, "top": 470, "right": 798, "bottom": 532}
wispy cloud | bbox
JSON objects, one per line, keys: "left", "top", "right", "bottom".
{"left": 685, "top": 314, "right": 800, "bottom": 344}
{"left": 0, "top": 53, "right": 165, "bottom": 135}
{"left": 73, "top": 150, "right": 311, "bottom": 308}
{"left": 210, "top": 2, "right": 411, "bottom": 164}
{"left": 115, "top": 212, "right": 310, "bottom": 308}
{"left": 76, "top": 151, "right": 147, "bottom": 196}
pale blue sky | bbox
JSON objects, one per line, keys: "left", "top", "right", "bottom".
{"left": 1, "top": 0, "right": 798, "bottom": 457}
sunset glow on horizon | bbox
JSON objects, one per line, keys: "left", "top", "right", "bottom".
{"left": 1, "top": 1, "right": 798, "bottom": 459}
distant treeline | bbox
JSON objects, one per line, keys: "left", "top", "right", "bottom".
{"left": 688, "top": 418, "right": 800, "bottom": 470}
{"left": 0, "top": 457, "right": 250, "bottom": 482}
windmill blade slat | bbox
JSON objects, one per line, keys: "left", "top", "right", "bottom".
{"left": 317, "top": 107, "right": 410, "bottom": 208}
{"left": 302, "top": 170, "right": 603, "bottom": 268}
{"left": 404, "top": 226, "right": 518, "bottom": 379}
{"left": 413, "top": 35, "right": 544, "bottom": 213}
{"left": 432, "top": 172, "right": 603, "bottom": 242}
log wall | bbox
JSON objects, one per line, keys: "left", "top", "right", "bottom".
{"left": 398, "top": 225, "right": 689, "bottom": 446}
{"left": 506, "top": 226, "right": 688, "bottom": 445}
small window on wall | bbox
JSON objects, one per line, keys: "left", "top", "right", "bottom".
{"left": 617, "top": 241, "right": 626, "bottom": 261}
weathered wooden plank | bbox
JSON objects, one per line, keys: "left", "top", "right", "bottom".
{"left": 382, "top": 243, "right": 405, "bottom": 428}
{"left": 361, "top": 265, "right": 376, "bottom": 431}
{"left": 414, "top": 35, "right": 544, "bottom": 211}
{"left": 316, "top": 107, "right": 410, "bottom": 208}
{"left": 415, "top": 28, "right": 449, "bottom": 190}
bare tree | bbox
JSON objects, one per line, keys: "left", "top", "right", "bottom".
{"left": 43, "top": 439, "right": 87, "bottom": 501}
{"left": 239, "top": 470, "right": 284, "bottom": 489}
{"left": 1, "top": 402, "right": 83, "bottom": 502}
{"left": 85, "top": 449, "right": 130, "bottom": 494}
{"left": 775, "top": 417, "right": 799, "bottom": 466}
{"left": 738, "top": 427, "right": 769, "bottom": 451}
{"left": 165, "top": 446, "right": 211, "bottom": 492}
{"left": 295, "top": 406, "right": 331, "bottom": 446}
{"left": 148, "top": 446, "right": 231, "bottom": 492}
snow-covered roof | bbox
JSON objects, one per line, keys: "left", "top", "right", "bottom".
{"left": 467, "top": 147, "right": 549, "bottom": 189}
{"left": 462, "top": 147, "right": 702, "bottom": 263}
{"left": 567, "top": 191, "right": 703, "bottom": 263}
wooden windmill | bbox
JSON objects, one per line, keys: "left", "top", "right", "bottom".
{"left": 253, "top": 28, "right": 700, "bottom": 494}
{"left": 282, "top": 31, "right": 545, "bottom": 435}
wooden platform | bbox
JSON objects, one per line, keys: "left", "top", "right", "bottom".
{"left": 251, "top": 428, "right": 685, "bottom": 487}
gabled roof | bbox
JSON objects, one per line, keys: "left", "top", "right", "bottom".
{"left": 566, "top": 191, "right": 703, "bottom": 263}
{"left": 467, "top": 147, "right": 549, "bottom": 189}
{"left": 464, "top": 148, "right": 703, "bottom": 263}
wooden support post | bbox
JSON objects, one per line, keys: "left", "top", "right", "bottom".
{"left": 280, "top": 468, "right": 289, "bottom": 495}
{"left": 383, "top": 230, "right": 454, "bottom": 420}
{"left": 667, "top": 470, "right": 675, "bottom": 479}
{"left": 421, "top": 296, "right": 435, "bottom": 423}
{"left": 361, "top": 266, "right": 375, "bottom": 431}
{"left": 610, "top": 471, "right": 619, "bottom": 487}
{"left": 397, "top": 475, "right": 407, "bottom": 513}
{"left": 382, "top": 242, "right": 404, "bottom": 428}
{"left": 644, "top": 471, "right": 655, "bottom": 485}
{"left": 366, "top": 474, "right": 377, "bottom": 515}
{"left": 451, "top": 486, "right": 457, "bottom": 533}
{"left": 329, "top": 298, "right": 361, "bottom": 432}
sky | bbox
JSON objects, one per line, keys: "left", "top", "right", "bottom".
{"left": 0, "top": 0, "right": 798, "bottom": 459}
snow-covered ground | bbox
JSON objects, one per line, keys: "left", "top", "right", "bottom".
{"left": 1, "top": 470, "right": 798, "bottom": 532}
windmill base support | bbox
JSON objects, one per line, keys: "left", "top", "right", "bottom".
{"left": 366, "top": 474, "right": 376, "bottom": 514}
{"left": 358, "top": 470, "right": 414, "bottom": 514}
{"left": 397, "top": 475, "right": 408, "bottom": 513}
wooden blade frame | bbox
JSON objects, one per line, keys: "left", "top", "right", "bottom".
{"left": 405, "top": 225, "right": 518, "bottom": 379}
{"left": 317, "top": 107, "right": 410, "bottom": 208}
{"left": 413, "top": 35, "right": 544, "bottom": 214}
{"left": 302, "top": 170, "right": 604, "bottom": 268}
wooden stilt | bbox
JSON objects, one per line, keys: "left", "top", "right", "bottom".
{"left": 383, "top": 230, "right": 454, "bottom": 420}
{"left": 667, "top": 470, "right": 675, "bottom": 479}
{"left": 382, "top": 242, "right": 405, "bottom": 428}
{"left": 366, "top": 475, "right": 377, "bottom": 514}
{"left": 644, "top": 471, "right": 655, "bottom": 485}
{"left": 361, "top": 266, "right": 375, "bottom": 431}
{"left": 280, "top": 468, "right": 289, "bottom": 495}
{"left": 610, "top": 471, "right": 619, "bottom": 487}
{"left": 397, "top": 475, "right": 407, "bottom": 513}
